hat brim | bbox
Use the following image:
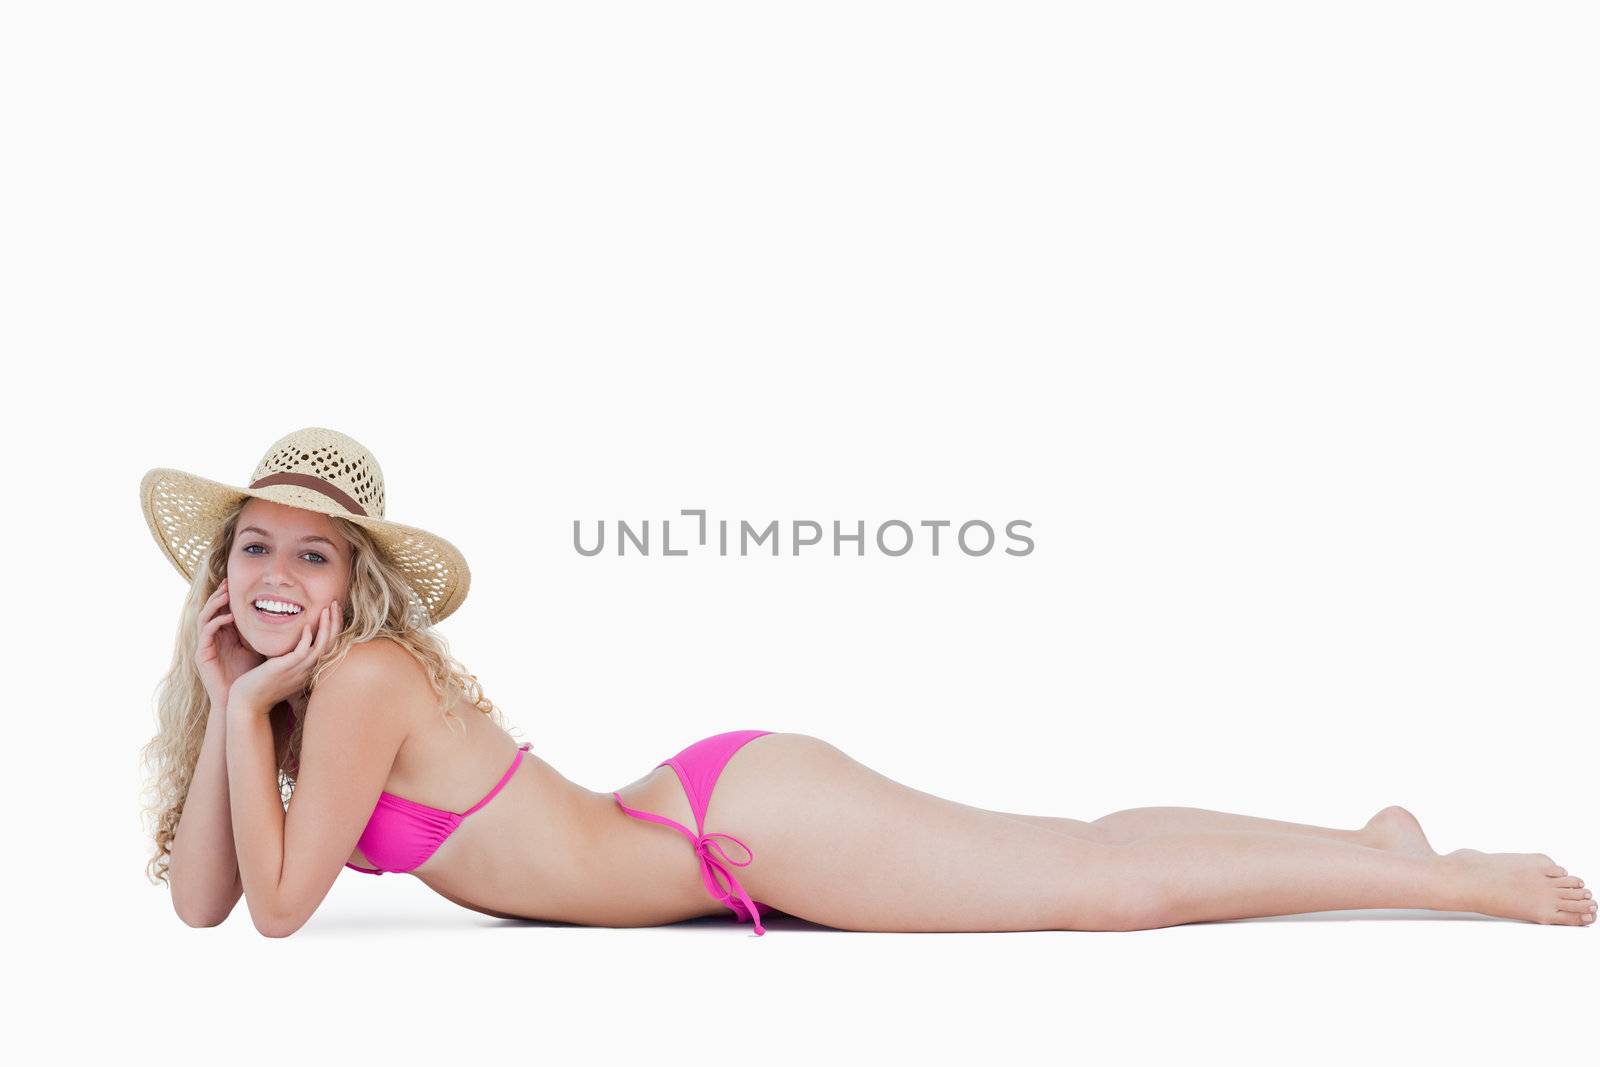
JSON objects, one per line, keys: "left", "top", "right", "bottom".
{"left": 139, "top": 466, "right": 471, "bottom": 625}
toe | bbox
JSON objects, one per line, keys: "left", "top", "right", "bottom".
{"left": 1551, "top": 876, "right": 1583, "bottom": 888}
{"left": 1555, "top": 898, "right": 1593, "bottom": 914}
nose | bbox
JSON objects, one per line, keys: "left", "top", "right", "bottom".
{"left": 260, "top": 558, "right": 297, "bottom": 594}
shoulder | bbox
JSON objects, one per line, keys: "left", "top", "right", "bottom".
{"left": 304, "top": 637, "right": 421, "bottom": 746}
{"left": 323, "top": 636, "right": 417, "bottom": 685}
{"left": 315, "top": 636, "right": 430, "bottom": 709}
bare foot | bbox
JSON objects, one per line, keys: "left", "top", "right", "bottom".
{"left": 1441, "top": 848, "right": 1595, "bottom": 925}
{"left": 1361, "top": 805, "right": 1437, "bottom": 857}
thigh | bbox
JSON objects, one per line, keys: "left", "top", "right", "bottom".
{"left": 703, "top": 733, "right": 1151, "bottom": 932}
{"left": 981, "top": 810, "right": 1114, "bottom": 843}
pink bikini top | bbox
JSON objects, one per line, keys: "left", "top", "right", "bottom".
{"left": 346, "top": 742, "right": 532, "bottom": 876}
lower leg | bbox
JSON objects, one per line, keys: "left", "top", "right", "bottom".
{"left": 1093, "top": 806, "right": 1367, "bottom": 846}
{"left": 1112, "top": 829, "right": 1457, "bottom": 928}
{"left": 985, "top": 805, "right": 1434, "bottom": 856}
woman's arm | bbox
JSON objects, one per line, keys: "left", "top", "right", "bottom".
{"left": 227, "top": 636, "right": 409, "bottom": 938}
{"left": 167, "top": 700, "right": 244, "bottom": 926}
{"left": 168, "top": 702, "right": 290, "bottom": 927}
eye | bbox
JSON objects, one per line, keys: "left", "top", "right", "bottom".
{"left": 241, "top": 543, "right": 328, "bottom": 565}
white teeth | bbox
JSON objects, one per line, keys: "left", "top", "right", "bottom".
{"left": 254, "top": 599, "right": 303, "bottom": 615}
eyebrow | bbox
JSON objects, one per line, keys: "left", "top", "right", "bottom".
{"left": 239, "top": 525, "right": 339, "bottom": 550}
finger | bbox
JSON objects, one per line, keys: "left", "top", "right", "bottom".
{"left": 198, "top": 611, "right": 232, "bottom": 648}
{"left": 305, "top": 606, "right": 324, "bottom": 655}
{"left": 200, "top": 586, "right": 228, "bottom": 620}
{"left": 314, "top": 605, "right": 333, "bottom": 655}
{"left": 295, "top": 609, "right": 328, "bottom": 675}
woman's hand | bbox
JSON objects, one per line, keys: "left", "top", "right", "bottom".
{"left": 227, "top": 600, "right": 342, "bottom": 717}
{"left": 196, "top": 577, "right": 265, "bottom": 711}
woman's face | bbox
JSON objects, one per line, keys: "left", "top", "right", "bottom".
{"left": 226, "top": 498, "right": 353, "bottom": 657}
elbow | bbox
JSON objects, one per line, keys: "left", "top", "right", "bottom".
{"left": 170, "top": 868, "right": 244, "bottom": 928}
{"left": 173, "top": 894, "right": 233, "bottom": 929}
{"left": 254, "top": 912, "right": 302, "bottom": 938}
{"left": 254, "top": 905, "right": 307, "bottom": 939}
{"left": 177, "top": 908, "right": 230, "bottom": 929}
{"left": 241, "top": 878, "right": 319, "bottom": 937}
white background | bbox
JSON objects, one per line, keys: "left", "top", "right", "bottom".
{"left": 5, "top": 1, "right": 1593, "bottom": 1063}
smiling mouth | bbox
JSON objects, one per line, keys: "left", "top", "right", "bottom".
{"left": 253, "top": 602, "right": 305, "bottom": 623}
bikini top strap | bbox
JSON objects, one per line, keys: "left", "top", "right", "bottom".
{"left": 461, "top": 742, "right": 532, "bottom": 817}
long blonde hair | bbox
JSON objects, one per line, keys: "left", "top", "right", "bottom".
{"left": 138, "top": 501, "right": 514, "bottom": 886}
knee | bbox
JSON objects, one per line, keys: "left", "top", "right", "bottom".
{"left": 1088, "top": 809, "right": 1155, "bottom": 846}
{"left": 1081, "top": 882, "right": 1173, "bottom": 932}
{"left": 1067, "top": 847, "right": 1176, "bottom": 931}
{"left": 1087, "top": 816, "right": 1133, "bottom": 846}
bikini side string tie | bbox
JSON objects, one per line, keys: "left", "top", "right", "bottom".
{"left": 611, "top": 792, "right": 768, "bottom": 936}
{"left": 692, "top": 832, "right": 765, "bottom": 935}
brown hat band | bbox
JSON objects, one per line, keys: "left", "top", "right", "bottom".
{"left": 248, "top": 472, "right": 370, "bottom": 517}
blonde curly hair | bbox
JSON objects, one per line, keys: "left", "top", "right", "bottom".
{"left": 138, "top": 500, "right": 516, "bottom": 886}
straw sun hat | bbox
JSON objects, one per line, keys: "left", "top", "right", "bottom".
{"left": 139, "top": 426, "right": 471, "bottom": 625}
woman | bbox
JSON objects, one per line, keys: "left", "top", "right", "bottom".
{"left": 140, "top": 428, "right": 1594, "bottom": 937}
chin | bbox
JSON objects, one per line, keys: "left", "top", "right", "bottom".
{"left": 241, "top": 624, "right": 295, "bottom": 656}
{"left": 239, "top": 633, "right": 273, "bottom": 657}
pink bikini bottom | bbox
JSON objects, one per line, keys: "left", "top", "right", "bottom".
{"left": 611, "top": 729, "right": 776, "bottom": 936}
